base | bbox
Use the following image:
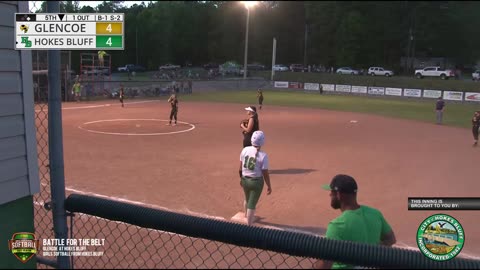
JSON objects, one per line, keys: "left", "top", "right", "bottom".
{"left": 231, "top": 211, "right": 259, "bottom": 224}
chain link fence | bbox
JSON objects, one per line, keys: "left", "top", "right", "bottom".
{"left": 68, "top": 213, "right": 316, "bottom": 269}
{"left": 29, "top": 1, "right": 56, "bottom": 269}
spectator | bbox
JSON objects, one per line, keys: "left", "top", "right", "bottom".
{"left": 314, "top": 174, "right": 396, "bottom": 269}
{"left": 435, "top": 96, "right": 445, "bottom": 124}
{"left": 188, "top": 80, "right": 193, "bottom": 93}
{"left": 72, "top": 81, "right": 81, "bottom": 102}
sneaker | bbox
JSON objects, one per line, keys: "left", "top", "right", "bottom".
{"left": 173, "top": 123, "right": 177, "bottom": 126}
{"left": 166, "top": 123, "right": 171, "bottom": 126}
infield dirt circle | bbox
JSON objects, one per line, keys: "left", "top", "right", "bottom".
{"left": 56, "top": 99, "right": 480, "bottom": 258}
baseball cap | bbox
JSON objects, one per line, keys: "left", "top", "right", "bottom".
{"left": 245, "top": 106, "right": 257, "bottom": 113}
{"left": 322, "top": 174, "right": 358, "bottom": 194}
{"left": 251, "top": 130, "right": 265, "bottom": 147}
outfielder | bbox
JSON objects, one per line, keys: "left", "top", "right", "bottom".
{"left": 167, "top": 94, "right": 178, "bottom": 126}
{"left": 239, "top": 130, "right": 272, "bottom": 225}
{"left": 257, "top": 89, "right": 264, "bottom": 110}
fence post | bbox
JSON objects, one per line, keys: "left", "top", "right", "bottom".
{"left": 47, "top": 1, "right": 71, "bottom": 269}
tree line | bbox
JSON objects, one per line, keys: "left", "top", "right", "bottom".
{"left": 36, "top": 1, "right": 480, "bottom": 73}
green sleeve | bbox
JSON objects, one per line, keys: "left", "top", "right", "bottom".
{"left": 380, "top": 213, "right": 392, "bottom": 236}
{"left": 326, "top": 220, "right": 344, "bottom": 240}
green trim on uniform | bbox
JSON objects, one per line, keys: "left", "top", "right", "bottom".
{"left": 241, "top": 176, "right": 264, "bottom": 209}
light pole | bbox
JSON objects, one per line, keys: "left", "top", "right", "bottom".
{"left": 242, "top": 1, "right": 258, "bottom": 80}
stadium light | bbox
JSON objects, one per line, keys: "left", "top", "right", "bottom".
{"left": 241, "top": 1, "right": 258, "bottom": 79}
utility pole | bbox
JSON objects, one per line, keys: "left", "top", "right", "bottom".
{"left": 303, "top": 22, "right": 308, "bottom": 67}
{"left": 271, "top": 37, "right": 277, "bottom": 81}
{"left": 136, "top": 26, "right": 138, "bottom": 65}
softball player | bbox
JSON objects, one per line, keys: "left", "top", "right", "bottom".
{"left": 257, "top": 89, "right": 264, "bottom": 110}
{"left": 119, "top": 85, "right": 125, "bottom": 107}
{"left": 472, "top": 111, "right": 480, "bottom": 146}
{"left": 167, "top": 94, "right": 178, "bottom": 126}
{"left": 239, "top": 130, "right": 272, "bottom": 225}
{"left": 241, "top": 106, "right": 260, "bottom": 148}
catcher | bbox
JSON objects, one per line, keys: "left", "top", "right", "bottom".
{"left": 166, "top": 94, "right": 178, "bottom": 126}
{"left": 240, "top": 106, "right": 260, "bottom": 147}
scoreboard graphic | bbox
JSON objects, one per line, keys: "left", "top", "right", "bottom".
{"left": 15, "top": 13, "right": 124, "bottom": 50}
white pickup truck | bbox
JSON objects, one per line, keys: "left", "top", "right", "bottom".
{"left": 415, "top": 66, "right": 455, "bottom": 80}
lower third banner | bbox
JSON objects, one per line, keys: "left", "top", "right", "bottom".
{"left": 408, "top": 197, "right": 480, "bottom": 210}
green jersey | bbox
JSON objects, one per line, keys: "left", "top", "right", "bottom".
{"left": 325, "top": 205, "right": 392, "bottom": 269}
{"left": 98, "top": 51, "right": 107, "bottom": 58}
{"left": 73, "top": 83, "right": 81, "bottom": 93}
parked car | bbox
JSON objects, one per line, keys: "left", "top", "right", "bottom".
{"left": 117, "top": 64, "right": 145, "bottom": 72}
{"left": 83, "top": 68, "right": 109, "bottom": 75}
{"left": 311, "top": 65, "right": 326, "bottom": 72}
{"left": 414, "top": 66, "right": 455, "bottom": 80}
{"left": 203, "top": 63, "right": 219, "bottom": 70}
{"left": 472, "top": 70, "right": 480, "bottom": 81}
{"left": 131, "top": 65, "right": 146, "bottom": 72}
{"left": 247, "top": 63, "right": 266, "bottom": 71}
{"left": 368, "top": 67, "right": 394, "bottom": 77}
{"left": 290, "top": 64, "right": 306, "bottom": 72}
{"left": 273, "top": 64, "right": 289, "bottom": 71}
{"left": 118, "top": 64, "right": 134, "bottom": 72}
{"left": 220, "top": 61, "right": 242, "bottom": 75}
{"left": 159, "top": 64, "right": 181, "bottom": 70}
{"left": 336, "top": 67, "right": 360, "bottom": 75}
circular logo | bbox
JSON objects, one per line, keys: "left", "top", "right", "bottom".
{"left": 417, "top": 214, "right": 464, "bottom": 261}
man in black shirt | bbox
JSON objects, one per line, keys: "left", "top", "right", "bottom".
{"left": 435, "top": 96, "right": 445, "bottom": 124}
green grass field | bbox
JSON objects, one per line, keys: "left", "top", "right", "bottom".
{"left": 179, "top": 90, "right": 479, "bottom": 129}
{"left": 253, "top": 71, "right": 480, "bottom": 93}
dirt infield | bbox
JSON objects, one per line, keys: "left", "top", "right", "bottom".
{"left": 48, "top": 98, "right": 480, "bottom": 259}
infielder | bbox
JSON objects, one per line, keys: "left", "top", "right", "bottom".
{"left": 240, "top": 106, "right": 260, "bottom": 148}
{"left": 472, "top": 111, "right": 480, "bottom": 147}
{"left": 239, "top": 130, "right": 272, "bottom": 225}
{"left": 167, "top": 94, "right": 178, "bottom": 126}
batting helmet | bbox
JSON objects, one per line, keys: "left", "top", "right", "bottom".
{"left": 251, "top": 130, "right": 265, "bottom": 147}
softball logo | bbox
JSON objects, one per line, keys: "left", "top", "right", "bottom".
{"left": 416, "top": 214, "right": 464, "bottom": 261}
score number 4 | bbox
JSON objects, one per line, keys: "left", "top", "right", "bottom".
{"left": 106, "top": 24, "right": 112, "bottom": 46}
